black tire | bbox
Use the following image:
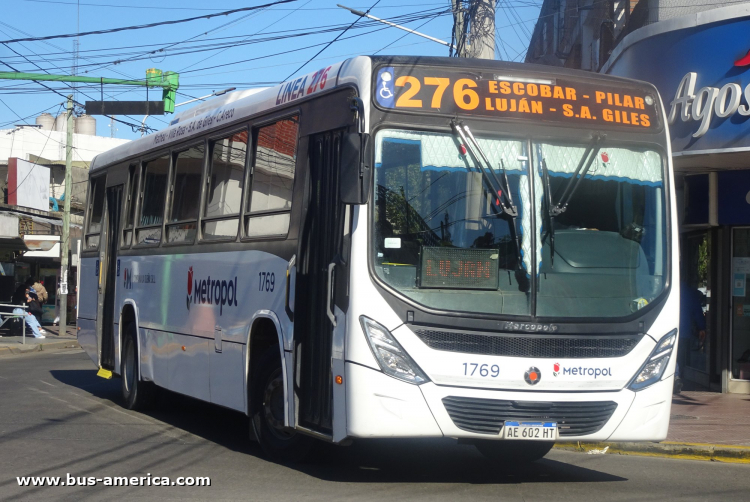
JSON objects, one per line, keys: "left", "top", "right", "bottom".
{"left": 475, "top": 440, "right": 554, "bottom": 464}
{"left": 251, "top": 348, "right": 314, "bottom": 463}
{"left": 121, "top": 322, "right": 155, "bottom": 411}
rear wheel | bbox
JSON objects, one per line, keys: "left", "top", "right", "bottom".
{"left": 121, "top": 322, "right": 155, "bottom": 410}
{"left": 475, "top": 440, "right": 554, "bottom": 464}
{"left": 251, "top": 348, "right": 314, "bottom": 463}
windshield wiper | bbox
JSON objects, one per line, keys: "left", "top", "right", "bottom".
{"left": 541, "top": 134, "right": 603, "bottom": 267}
{"left": 451, "top": 120, "right": 528, "bottom": 291}
{"left": 540, "top": 157, "right": 556, "bottom": 267}
{"left": 452, "top": 120, "right": 517, "bottom": 217}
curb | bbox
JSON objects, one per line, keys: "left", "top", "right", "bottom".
{"left": 555, "top": 441, "right": 750, "bottom": 464}
{"left": 0, "top": 339, "right": 80, "bottom": 356}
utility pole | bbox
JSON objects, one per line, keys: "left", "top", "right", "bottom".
{"left": 453, "top": 0, "right": 495, "bottom": 59}
{"left": 0, "top": 69, "right": 178, "bottom": 334}
{"left": 59, "top": 95, "right": 73, "bottom": 337}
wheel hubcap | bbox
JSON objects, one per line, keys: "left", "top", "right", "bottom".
{"left": 262, "top": 369, "right": 293, "bottom": 440}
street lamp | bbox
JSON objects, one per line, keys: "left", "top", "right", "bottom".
{"left": 174, "top": 87, "right": 236, "bottom": 108}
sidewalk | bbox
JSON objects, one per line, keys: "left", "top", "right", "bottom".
{"left": 0, "top": 324, "right": 80, "bottom": 355}
{"left": 558, "top": 391, "right": 750, "bottom": 463}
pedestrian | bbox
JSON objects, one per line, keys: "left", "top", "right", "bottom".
{"left": 32, "top": 277, "right": 48, "bottom": 304}
{"left": 53, "top": 282, "right": 61, "bottom": 326}
{"left": 25, "top": 278, "right": 44, "bottom": 325}
{"left": 675, "top": 281, "right": 706, "bottom": 393}
{"left": 11, "top": 284, "right": 45, "bottom": 338}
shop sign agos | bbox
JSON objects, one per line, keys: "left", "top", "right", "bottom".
{"left": 669, "top": 71, "right": 750, "bottom": 138}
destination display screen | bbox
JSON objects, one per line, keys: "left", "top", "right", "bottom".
{"left": 374, "top": 66, "right": 660, "bottom": 131}
{"left": 419, "top": 247, "right": 499, "bottom": 290}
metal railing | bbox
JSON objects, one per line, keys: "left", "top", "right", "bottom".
{"left": 0, "top": 303, "right": 29, "bottom": 344}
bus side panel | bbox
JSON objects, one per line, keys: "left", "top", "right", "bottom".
{"left": 116, "top": 249, "right": 290, "bottom": 411}
{"left": 78, "top": 257, "right": 99, "bottom": 319}
{"left": 77, "top": 256, "right": 100, "bottom": 364}
{"left": 208, "top": 338, "right": 245, "bottom": 411}
{"left": 77, "top": 318, "right": 98, "bottom": 365}
{"left": 142, "top": 328, "right": 211, "bottom": 403}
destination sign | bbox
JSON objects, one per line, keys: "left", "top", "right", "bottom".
{"left": 419, "top": 247, "right": 499, "bottom": 290}
{"left": 374, "top": 66, "right": 660, "bottom": 131}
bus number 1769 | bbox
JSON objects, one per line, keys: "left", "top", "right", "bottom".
{"left": 258, "top": 272, "right": 275, "bottom": 292}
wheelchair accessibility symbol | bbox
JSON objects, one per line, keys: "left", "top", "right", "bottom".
{"left": 376, "top": 67, "right": 396, "bottom": 108}
{"left": 380, "top": 72, "right": 393, "bottom": 99}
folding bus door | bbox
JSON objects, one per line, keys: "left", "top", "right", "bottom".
{"left": 294, "top": 129, "right": 347, "bottom": 435}
{"left": 96, "top": 185, "right": 123, "bottom": 370}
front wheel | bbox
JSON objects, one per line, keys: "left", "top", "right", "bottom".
{"left": 121, "top": 323, "right": 155, "bottom": 410}
{"left": 474, "top": 440, "right": 554, "bottom": 464}
{"left": 251, "top": 349, "right": 313, "bottom": 463}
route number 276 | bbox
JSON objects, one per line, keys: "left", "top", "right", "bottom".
{"left": 258, "top": 272, "right": 275, "bottom": 292}
{"left": 395, "top": 76, "right": 479, "bottom": 111}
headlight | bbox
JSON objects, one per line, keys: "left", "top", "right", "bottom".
{"left": 360, "top": 316, "right": 428, "bottom": 384}
{"left": 628, "top": 329, "right": 677, "bottom": 391}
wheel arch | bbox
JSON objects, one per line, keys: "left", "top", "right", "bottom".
{"left": 245, "top": 310, "right": 289, "bottom": 425}
{"left": 118, "top": 300, "right": 141, "bottom": 378}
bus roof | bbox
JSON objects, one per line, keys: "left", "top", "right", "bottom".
{"left": 90, "top": 56, "right": 659, "bottom": 172}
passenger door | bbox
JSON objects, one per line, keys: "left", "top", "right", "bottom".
{"left": 293, "top": 130, "right": 347, "bottom": 435}
{"left": 96, "top": 185, "right": 123, "bottom": 370}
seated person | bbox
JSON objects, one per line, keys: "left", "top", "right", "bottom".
{"left": 11, "top": 284, "right": 45, "bottom": 338}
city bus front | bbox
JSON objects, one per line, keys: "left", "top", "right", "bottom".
{"left": 342, "top": 59, "right": 677, "bottom": 457}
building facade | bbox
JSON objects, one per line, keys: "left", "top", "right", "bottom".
{"left": 526, "top": 1, "right": 750, "bottom": 393}
{"left": 0, "top": 117, "right": 128, "bottom": 322}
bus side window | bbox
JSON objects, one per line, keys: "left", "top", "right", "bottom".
{"left": 166, "top": 144, "right": 204, "bottom": 244}
{"left": 122, "top": 163, "right": 139, "bottom": 248}
{"left": 84, "top": 176, "right": 106, "bottom": 250}
{"left": 245, "top": 116, "right": 299, "bottom": 238}
{"left": 203, "top": 130, "right": 247, "bottom": 240}
{"left": 136, "top": 155, "right": 170, "bottom": 246}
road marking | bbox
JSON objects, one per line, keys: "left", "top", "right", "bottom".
{"left": 39, "top": 380, "right": 56, "bottom": 387}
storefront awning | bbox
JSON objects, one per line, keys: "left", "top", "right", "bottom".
{"left": 0, "top": 237, "right": 29, "bottom": 252}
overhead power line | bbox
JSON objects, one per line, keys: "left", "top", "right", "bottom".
{"left": 0, "top": 0, "right": 299, "bottom": 44}
{"left": 22, "top": 0, "right": 452, "bottom": 10}
{"left": 283, "top": 0, "right": 381, "bottom": 81}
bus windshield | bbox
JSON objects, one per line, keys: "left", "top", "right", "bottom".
{"left": 371, "top": 129, "right": 667, "bottom": 319}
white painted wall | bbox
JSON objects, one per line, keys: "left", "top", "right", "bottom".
{"left": 0, "top": 127, "right": 129, "bottom": 164}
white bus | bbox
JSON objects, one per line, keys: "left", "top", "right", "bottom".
{"left": 78, "top": 56, "right": 678, "bottom": 463}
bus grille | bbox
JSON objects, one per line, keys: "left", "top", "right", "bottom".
{"left": 442, "top": 397, "right": 618, "bottom": 436}
{"left": 414, "top": 329, "right": 639, "bottom": 358}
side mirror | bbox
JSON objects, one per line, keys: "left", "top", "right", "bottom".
{"left": 340, "top": 132, "right": 372, "bottom": 204}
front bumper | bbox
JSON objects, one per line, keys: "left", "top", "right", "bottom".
{"left": 345, "top": 362, "right": 673, "bottom": 441}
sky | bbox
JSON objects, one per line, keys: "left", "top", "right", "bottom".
{"left": 0, "top": 0, "right": 542, "bottom": 140}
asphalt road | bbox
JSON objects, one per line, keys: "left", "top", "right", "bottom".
{"left": 1, "top": 349, "right": 748, "bottom": 501}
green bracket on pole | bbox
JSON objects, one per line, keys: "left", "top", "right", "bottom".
{"left": 161, "top": 71, "right": 179, "bottom": 114}
{"left": 0, "top": 68, "right": 180, "bottom": 114}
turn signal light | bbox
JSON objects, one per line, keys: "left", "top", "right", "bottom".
{"left": 335, "top": 375, "right": 343, "bottom": 385}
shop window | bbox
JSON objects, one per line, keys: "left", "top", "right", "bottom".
{"left": 245, "top": 117, "right": 298, "bottom": 238}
